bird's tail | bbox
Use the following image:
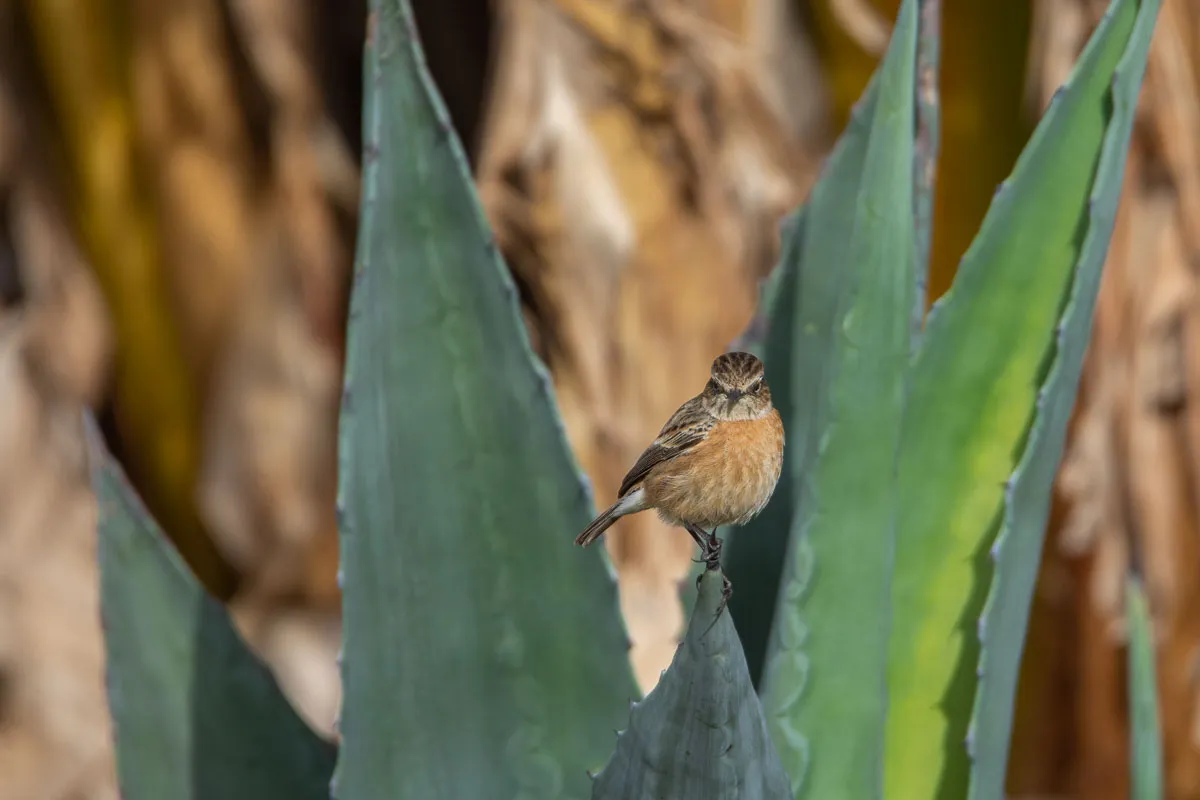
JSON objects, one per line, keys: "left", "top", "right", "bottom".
{"left": 574, "top": 488, "right": 646, "bottom": 547}
{"left": 575, "top": 505, "right": 620, "bottom": 547}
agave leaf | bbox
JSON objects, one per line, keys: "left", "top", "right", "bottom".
{"left": 1127, "top": 577, "right": 1164, "bottom": 800}
{"left": 882, "top": 0, "right": 1161, "bottom": 796}
{"left": 965, "top": 3, "right": 1160, "bottom": 796}
{"left": 590, "top": 570, "right": 792, "bottom": 799}
{"left": 722, "top": 75, "right": 880, "bottom": 686}
{"left": 334, "top": 2, "right": 638, "bottom": 798}
{"left": 750, "top": 2, "right": 917, "bottom": 796}
{"left": 88, "top": 417, "right": 336, "bottom": 800}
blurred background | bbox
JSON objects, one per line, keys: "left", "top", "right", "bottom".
{"left": 0, "top": 0, "right": 1198, "bottom": 797}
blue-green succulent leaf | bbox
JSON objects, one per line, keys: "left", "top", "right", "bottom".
{"left": 89, "top": 418, "right": 336, "bottom": 800}
{"left": 1127, "top": 577, "right": 1164, "bottom": 800}
{"left": 722, "top": 75, "right": 881, "bottom": 687}
{"left": 590, "top": 569, "right": 792, "bottom": 799}
{"left": 881, "top": 0, "right": 1162, "bottom": 796}
{"left": 334, "top": 2, "right": 638, "bottom": 798}
{"left": 964, "top": 3, "right": 1160, "bottom": 796}
{"left": 755, "top": 1, "right": 918, "bottom": 796}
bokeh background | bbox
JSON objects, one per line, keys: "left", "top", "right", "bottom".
{"left": 1, "top": 0, "right": 1198, "bottom": 797}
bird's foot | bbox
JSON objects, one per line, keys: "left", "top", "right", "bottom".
{"left": 702, "top": 530, "right": 723, "bottom": 572}
{"left": 694, "top": 540, "right": 721, "bottom": 588}
{"left": 685, "top": 525, "right": 732, "bottom": 616}
{"left": 691, "top": 529, "right": 730, "bottom": 589}
{"left": 684, "top": 523, "right": 713, "bottom": 571}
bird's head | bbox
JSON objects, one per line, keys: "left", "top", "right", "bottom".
{"left": 703, "top": 351, "right": 773, "bottom": 421}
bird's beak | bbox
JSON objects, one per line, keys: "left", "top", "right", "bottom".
{"left": 726, "top": 389, "right": 743, "bottom": 404}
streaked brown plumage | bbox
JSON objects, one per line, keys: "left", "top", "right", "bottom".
{"left": 574, "top": 351, "right": 785, "bottom": 570}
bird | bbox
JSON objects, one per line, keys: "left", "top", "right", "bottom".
{"left": 574, "top": 351, "right": 785, "bottom": 575}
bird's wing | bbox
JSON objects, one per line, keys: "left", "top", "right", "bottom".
{"left": 617, "top": 396, "right": 714, "bottom": 498}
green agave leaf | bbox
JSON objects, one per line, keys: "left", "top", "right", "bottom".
{"left": 882, "top": 0, "right": 1162, "bottom": 796}
{"left": 1127, "top": 577, "right": 1164, "bottom": 800}
{"left": 754, "top": 1, "right": 917, "bottom": 796}
{"left": 88, "top": 417, "right": 336, "bottom": 800}
{"left": 334, "top": 2, "right": 638, "bottom": 798}
{"left": 967, "top": 3, "right": 1160, "bottom": 796}
{"left": 722, "top": 75, "right": 880, "bottom": 686}
{"left": 590, "top": 570, "right": 792, "bottom": 799}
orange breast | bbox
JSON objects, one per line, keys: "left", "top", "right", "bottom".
{"left": 644, "top": 409, "right": 784, "bottom": 530}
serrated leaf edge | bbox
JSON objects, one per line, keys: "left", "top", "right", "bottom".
{"left": 965, "top": 1, "right": 1162, "bottom": 797}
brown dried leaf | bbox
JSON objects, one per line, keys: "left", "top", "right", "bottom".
{"left": 198, "top": 216, "right": 342, "bottom": 607}
{"left": 127, "top": 0, "right": 355, "bottom": 737}
{"left": 828, "top": 0, "right": 891, "bottom": 56}
{"left": 130, "top": 0, "right": 259, "bottom": 388}
{"left": 194, "top": 2, "right": 351, "bottom": 673}
{"left": 0, "top": 103, "right": 116, "bottom": 800}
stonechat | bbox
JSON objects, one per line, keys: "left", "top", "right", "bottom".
{"left": 575, "top": 351, "right": 785, "bottom": 572}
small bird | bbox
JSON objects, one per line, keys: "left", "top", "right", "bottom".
{"left": 575, "top": 351, "right": 785, "bottom": 574}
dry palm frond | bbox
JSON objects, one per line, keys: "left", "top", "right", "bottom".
{"left": 194, "top": 0, "right": 357, "bottom": 736}
{"left": 0, "top": 24, "right": 117, "bottom": 795}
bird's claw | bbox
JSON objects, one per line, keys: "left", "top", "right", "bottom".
{"left": 686, "top": 526, "right": 733, "bottom": 621}
{"left": 700, "top": 532, "right": 723, "bottom": 570}
{"left": 695, "top": 536, "right": 722, "bottom": 589}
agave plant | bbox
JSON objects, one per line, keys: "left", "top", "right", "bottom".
{"left": 90, "top": 0, "right": 1165, "bottom": 798}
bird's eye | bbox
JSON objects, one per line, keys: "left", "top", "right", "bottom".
{"left": 749, "top": 379, "right": 763, "bottom": 393}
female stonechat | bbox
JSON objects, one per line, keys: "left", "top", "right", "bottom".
{"left": 575, "top": 351, "right": 785, "bottom": 570}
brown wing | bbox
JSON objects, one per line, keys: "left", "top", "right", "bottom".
{"left": 617, "top": 396, "right": 714, "bottom": 497}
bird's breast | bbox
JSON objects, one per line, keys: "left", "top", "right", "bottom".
{"left": 646, "top": 409, "right": 784, "bottom": 529}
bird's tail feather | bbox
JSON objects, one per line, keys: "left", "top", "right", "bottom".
{"left": 574, "top": 488, "right": 647, "bottom": 547}
{"left": 575, "top": 505, "right": 620, "bottom": 547}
